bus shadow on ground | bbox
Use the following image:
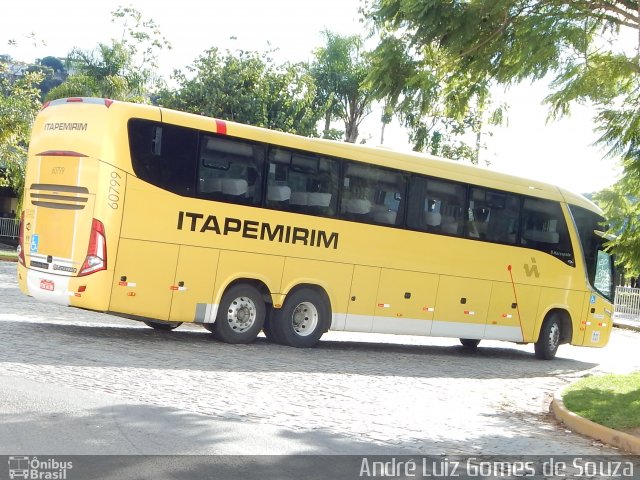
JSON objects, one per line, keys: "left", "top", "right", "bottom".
{"left": 0, "top": 320, "right": 598, "bottom": 379}
{"left": 0, "top": 402, "right": 628, "bottom": 460}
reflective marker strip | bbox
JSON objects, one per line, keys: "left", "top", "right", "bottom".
{"left": 118, "top": 282, "right": 137, "bottom": 287}
{"left": 215, "top": 119, "right": 227, "bottom": 135}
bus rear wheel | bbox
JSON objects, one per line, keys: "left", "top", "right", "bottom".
{"left": 460, "top": 338, "right": 480, "bottom": 348}
{"left": 144, "top": 320, "right": 182, "bottom": 331}
{"left": 534, "top": 315, "right": 561, "bottom": 360}
{"left": 210, "top": 284, "right": 265, "bottom": 344}
{"left": 270, "top": 288, "right": 330, "bottom": 348}
{"left": 263, "top": 309, "right": 284, "bottom": 344}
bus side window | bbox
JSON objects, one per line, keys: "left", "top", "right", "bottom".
{"left": 407, "top": 176, "right": 465, "bottom": 236}
{"left": 521, "top": 198, "right": 574, "bottom": 264}
{"left": 129, "top": 119, "right": 198, "bottom": 196}
{"left": 266, "top": 148, "right": 339, "bottom": 216}
{"left": 198, "top": 135, "right": 264, "bottom": 205}
{"left": 340, "top": 163, "right": 406, "bottom": 226}
{"left": 467, "top": 188, "right": 520, "bottom": 244}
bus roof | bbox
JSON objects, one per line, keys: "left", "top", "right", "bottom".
{"left": 41, "top": 98, "right": 603, "bottom": 215}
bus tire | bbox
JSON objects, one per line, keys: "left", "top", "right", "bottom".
{"left": 144, "top": 320, "right": 182, "bottom": 331}
{"left": 534, "top": 315, "right": 561, "bottom": 360}
{"left": 263, "top": 309, "right": 284, "bottom": 344}
{"left": 460, "top": 338, "right": 480, "bottom": 348}
{"left": 271, "top": 288, "right": 330, "bottom": 348}
{"left": 212, "top": 284, "right": 266, "bottom": 344}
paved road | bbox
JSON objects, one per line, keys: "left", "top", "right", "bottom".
{"left": 1, "top": 261, "right": 639, "bottom": 456}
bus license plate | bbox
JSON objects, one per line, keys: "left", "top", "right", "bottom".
{"left": 40, "top": 279, "right": 55, "bottom": 291}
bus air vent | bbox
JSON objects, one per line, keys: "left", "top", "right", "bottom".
{"left": 30, "top": 184, "right": 90, "bottom": 210}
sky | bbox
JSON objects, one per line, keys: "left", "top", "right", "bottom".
{"left": 1, "top": 0, "right": 623, "bottom": 195}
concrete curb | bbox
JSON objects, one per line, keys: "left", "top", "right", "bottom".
{"left": 613, "top": 320, "right": 640, "bottom": 333}
{"left": 551, "top": 387, "right": 640, "bottom": 454}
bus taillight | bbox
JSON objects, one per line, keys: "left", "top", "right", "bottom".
{"left": 79, "top": 219, "right": 107, "bottom": 276}
{"left": 17, "top": 211, "right": 25, "bottom": 266}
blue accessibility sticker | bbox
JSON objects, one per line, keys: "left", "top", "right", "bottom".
{"left": 30, "top": 234, "right": 39, "bottom": 253}
{"left": 590, "top": 294, "right": 596, "bottom": 304}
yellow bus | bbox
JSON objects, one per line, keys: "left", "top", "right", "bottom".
{"left": 17, "top": 97, "right": 615, "bottom": 359}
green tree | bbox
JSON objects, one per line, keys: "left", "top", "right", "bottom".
{"left": 39, "top": 56, "right": 64, "bottom": 73}
{"left": 47, "top": 41, "right": 145, "bottom": 101}
{"left": 159, "top": 48, "right": 323, "bottom": 137}
{"left": 311, "top": 31, "right": 375, "bottom": 143}
{"left": 0, "top": 62, "right": 43, "bottom": 212}
{"left": 365, "top": 0, "right": 640, "bottom": 270}
{"left": 366, "top": 10, "right": 505, "bottom": 162}
{"left": 47, "top": 6, "right": 170, "bottom": 102}
{"left": 31, "top": 56, "right": 68, "bottom": 100}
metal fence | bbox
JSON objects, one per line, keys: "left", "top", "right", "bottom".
{"left": 0, "top": 218, "right": 18, "bottom": 239}
{"left": 614, "top": 286, "right": 640, "bottom": 322}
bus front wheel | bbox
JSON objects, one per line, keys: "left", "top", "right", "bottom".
{"left": 270, "top": 288, "right": 330, "bottom": 348}
{"left": 210, "top": 284, "right": 266, "bottom": 344}
{"left": 460, "top": 338, "right": 480, "bottom": 348}
{"left": 534, "top": 315, "right": 561, "bottom": 360}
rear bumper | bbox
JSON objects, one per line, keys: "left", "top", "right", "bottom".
{"left": 18, "top": 263, "right": 112, "bottom": 310}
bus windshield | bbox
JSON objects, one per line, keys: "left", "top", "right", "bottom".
{"left": 569, "top": 205, "right": 615, "bottom": 301}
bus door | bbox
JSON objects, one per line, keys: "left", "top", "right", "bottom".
{"left": 579, "top": 292, "right": 613, "bottom": 347}
{"left": 345, "top": 265, "right": 380, "bottom": 332}
{"left": 168, "top": 246, "right": 220, "bottom": 323}
{"left": 373, "top": 269, "right": 438, "bottom": 335}
{"left": 109, "top": 239, "right": 179, "bottom": 320}
{"left": 486, "top": 282, "right": 541, "bottom": 342}
{"left": 431, "top": 276, "right": 491, "bottom": 338}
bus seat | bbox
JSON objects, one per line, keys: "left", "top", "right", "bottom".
{"left": 424, "top": 211, "right": 442, "bottom": 227}
{"left": 290, "top": 191, "right": 309, "bottom": 206}
{"left": 221, "top": 179, "right": 248, "bottom": 196}
{"left": 441, "top": 215, "right": 459, "bottom": 234}
{"left": 345, "top": 198, "right": 371, "bottom": 214}
{"left": 308, "top": 192, "right": 332, "bottom": 207}
{"left": 372, "top": 209, "right": 397, "bottom": 225}
{"left": 200, "top": 177, "right": 223, "bottom": 193}
{"left": 267, "top": 185, "right": 292, "bottom": 202}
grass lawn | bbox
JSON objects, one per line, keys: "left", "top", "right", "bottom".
{"left": 0, "top": 248, "right": 17, "bottom": 262}
{"left": 562, "top": 372, "right": 640, "bottom": 432}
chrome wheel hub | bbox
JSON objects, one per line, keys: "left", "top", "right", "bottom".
{"left": 226, "top": 296, "right": 257, "bottom": 332}
{"left": 291, "top": 301, "right": 319, "bottom": 337}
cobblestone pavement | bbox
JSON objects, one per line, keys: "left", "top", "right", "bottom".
{"left": 1, "top": 261, "right": 639, "bottom": 455}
